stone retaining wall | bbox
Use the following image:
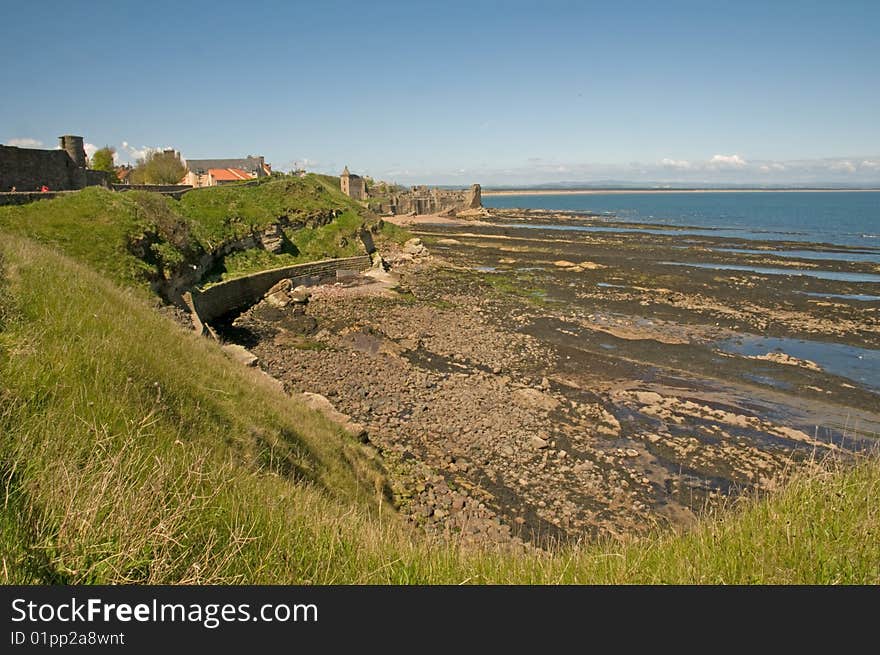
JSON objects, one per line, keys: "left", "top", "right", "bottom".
{"left": 112, "top": 184, "right": 194, "bottom": 198}
{"left": 0, "top": 191, "right": 75, "bottom": 206}
{"left": 186, "top": 255, "right": 372, "bottom": 325}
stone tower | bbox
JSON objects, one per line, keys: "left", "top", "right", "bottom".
{"left": 340, "top": 165, "right": 351, "bottom": 196}
{"left": 340, "top": 166, "right": 366, "bottom": 200}
{"left": 59, "top": 135, "right": 86, "bottom": 168}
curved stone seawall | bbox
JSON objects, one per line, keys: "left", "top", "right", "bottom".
{"left": 185, "top": 255, "right": 372, "bottom": 329}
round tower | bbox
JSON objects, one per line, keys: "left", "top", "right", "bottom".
{"left": 58, "top": 135, "right": 86, "bottom": 168}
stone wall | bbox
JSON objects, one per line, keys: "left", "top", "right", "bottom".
{"left": 0, "top": 190, "right": 75, "bottom": 206}
{"left": 112, "top": 184, "right": 194, "bottom": 198}
{"left": 186, "top": 255, "right": 372, "bottom": 324}
{"left": 0, "top": 144, "right": 109, "bottom": 192}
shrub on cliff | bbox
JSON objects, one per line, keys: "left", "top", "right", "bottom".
{"left": 130, "top": 149, "right": 187, "bottom": 185}
{"left": 89, "top": 146, "right": 119, "bottom": 183}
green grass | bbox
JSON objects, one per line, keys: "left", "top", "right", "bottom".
{"left": 0, "top": 187, "right": 160, "bottom": 291}
{"left": 0, "top": 235, "right": 391, "bottom": 583}
{"left": 1, "top": 233, "right": 878, "bottom": 584}
{"left": 378, "top": 218, "right": 411, "bottom": 246}
{"left": 0, "top": 175, "right": 373, "bottom": 292}
{"left": 474, "top": 269, "right": 552, "bottom": 306}
{"left": 176, "top": 175, "right": 362, "bottom": 248}
{"left": 211, "top": 209, "right": 369, "bottom": 282}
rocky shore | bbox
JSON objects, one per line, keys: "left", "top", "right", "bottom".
{"left": 216, "top": 211, "right": 880, "bottom": 548}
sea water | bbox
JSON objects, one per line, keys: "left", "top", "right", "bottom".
{"left": 484, "top": 191, "right": 880, "bottom": 251}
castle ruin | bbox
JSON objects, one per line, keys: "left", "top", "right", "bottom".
{"left": 0, "top": 135, "right": 109, "bottom": 192}
{"left": 340, "top": 166, "right": 481, "bottom": 215}
{"left": 385, "top": 184, "right": 482, "bottom": 215}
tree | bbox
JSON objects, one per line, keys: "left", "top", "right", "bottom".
{"left": 130, "top": 150, "right": 187, "bottom": 185}
{"left": 89, "top": 146, "right": 119, "bottom": 182}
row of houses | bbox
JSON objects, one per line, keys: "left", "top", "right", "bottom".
{"left": 114, "top": 153, "right": 273, "bottom": 188}
{"left": 180, "top": 155, "right": 272, "bottom": 187}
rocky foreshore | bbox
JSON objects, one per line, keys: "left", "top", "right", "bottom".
{"left": 217, "top": 213, "right": 880, "bottom": 548}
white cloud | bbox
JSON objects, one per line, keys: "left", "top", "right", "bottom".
{"left": 342, "top": 154, "right": 880, "bottom": 186}
{"left": 660, "top": 158, "right": 691, "bottom": 169}
{"left": 6, "top": 137, "right": 43, "bottom": 148}
{"left": 829, "top": 160, "right": 856, "bottom": 173}
{"left": 119, "top": 141, "right": 170, "bottom": 164}
{"left": 709, "top": 154, "right": 747, "bottom": 168}
{"left": 84, "top": 143, "right": 98, "bottom": 159}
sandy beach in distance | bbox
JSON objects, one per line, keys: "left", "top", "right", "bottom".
{"left": 383, "top": 212, "right": 491, "bottom": 227}
{"left": 481, "top": 188, "right": 880, "bottom": 196}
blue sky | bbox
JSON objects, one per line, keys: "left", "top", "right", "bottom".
{"left": 2, "top": 0, "right": 879, "bottom": 185}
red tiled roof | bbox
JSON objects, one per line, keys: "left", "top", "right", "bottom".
{"left": 209, "top": 168, "right": 255, "bottom": 181}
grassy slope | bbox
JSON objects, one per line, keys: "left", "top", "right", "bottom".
{"left": 176, "top": 176, "right": 362, "bottom": 248}
{"left": 0, "top": 175, "right": 391, "bottom": 290}
{"left": 216, "top": 209, "right": 367, "bottom": 283}
{"left": 1, "top": 233, "right": 878, "bottom": 584}
{"left": 0, "top": 235, "right": 394, "bottom": 583}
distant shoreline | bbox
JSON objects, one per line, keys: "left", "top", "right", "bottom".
{"left": 481, "top": 188, "right": 880, "bottom": 196}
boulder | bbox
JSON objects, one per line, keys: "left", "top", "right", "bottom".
{"left": 221, "top": 343, "right": 258, "bottom": 367}
{"left": 403, "top": 238, "right": 428, "bottom": 256}
{"left": 301, "top": 392, "right": 368, "bottom": 441}
{"left": 265, "top": 278, "right": 293, "bottom": 296}
{"left": 512, "top": 388, "right": 559, "bottom": 411}
{"left": 265, "top": 291, "right": 290, "bottom": 308}
{"left": 529, "top": 435, "right": 549, "bottom": 450}
{"left": 290, "top": 285, "right": 311, "bottom": 303}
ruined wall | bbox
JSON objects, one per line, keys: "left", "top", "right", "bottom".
{"left": 0, "top": 145, "right": 82, "bottom": 191}
{"left": 383, "top": 183, "right": 482, "bottom": 215}
{"left": 187, "top": 255, "right": 372, "bottom": 324}
{"left": 0, "top": 145, "right": 108, "bottom": 192}
{"left": 341, "top": 174, "right": 366, "bottom": 200}
{"left": 348, "top": 176, "right": 366, "bottom": 200}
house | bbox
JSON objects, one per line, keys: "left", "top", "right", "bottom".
{"left": 205, "top": 168, "right": 256, "bottom": 185}
{"left": 340, "top": 166, "right": 366, "bottom": 200}
{"left": 114, "top": 165, "right": 133, "bottom": 184}
{"left": 182, "top": 155, "right": 271, "bottom": 188}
